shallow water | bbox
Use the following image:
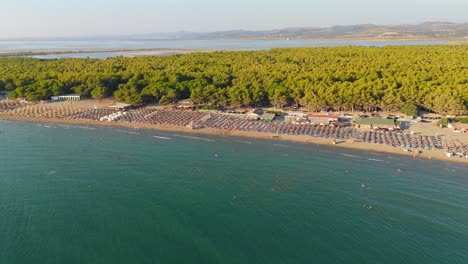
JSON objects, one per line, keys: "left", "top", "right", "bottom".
{"left": 0, "top": 39, "right": 446, "bottom": 59}
{"left": 0, "top": 121, "right": 467, "bottom": 263}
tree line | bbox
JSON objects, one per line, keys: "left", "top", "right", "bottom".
{"left": 0, "top": 45, "right": 467, "bottom": 115}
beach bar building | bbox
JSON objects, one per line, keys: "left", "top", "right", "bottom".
{"left": 172, "top": 99, "right": 195, "bottom": 111}
{"left": 354, "top": 117, "right": 396, "bottom": 130}
{"left": 285, "top": 112, "right": 308, "bottom": 124}
{"left": 173, "top": 104, "right": 195, "bottom": 110}
{"left": 259, "top": 113, "right": 275, "bottom": 121}
{"left": 308, "top": 114, "right": 339, "bottom": 126}
{"left": 247, "top": 109, "right": 263, "bottom": 120}
{"left": 51, "top": 94, "right": 82, "bottom": 101}
{"left": 109, "top": 103, "right": 133, "bottom": 111}
{"left": 246, "top": 109, "right": 275, "bottom": 121}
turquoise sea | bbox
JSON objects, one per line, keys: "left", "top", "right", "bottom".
{"left": 0, "top": 121, "right": 467, "bottom": 264}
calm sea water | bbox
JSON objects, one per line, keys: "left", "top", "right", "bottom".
{"left": 0, "top": 39, "right": 445, "bottom": 59}
{"left": 0, "top": 121, "right": 467, "bottom": 264}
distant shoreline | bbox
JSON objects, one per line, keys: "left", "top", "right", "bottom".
{"left": 0, "top": 48, "right": 210, "bottom": 58}
{"left": 0, "top": 38, "right": 461, "bottom": 58}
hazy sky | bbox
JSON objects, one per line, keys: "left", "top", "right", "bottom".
{"left": 1, "top": 0, "right": 467, "bottom": 38}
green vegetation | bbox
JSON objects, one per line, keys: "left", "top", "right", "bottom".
{"left": 454, "top": 117, "right": 468, "bottom": 123}
{"left": 1, "top": 46, "right": 467, "bottom": 114}
{"left": 435, "top": 117, "right": 468, "bottom": 126}
{"left": 266, "top": 110, "right": 283, "bottom": 116}
{"left": 401, "top": 103, "right": 419, "bottom": 117}
{"left": 195, "top": 104, "right": 217, "bottom": 110}
{"left": 437, "top": 118, "right": 450, "bottom": 126}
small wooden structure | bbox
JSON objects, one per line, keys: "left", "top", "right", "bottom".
{"left": 329, "top": 121, "right": 349, "bottom": 127}
{"left": 173, "top": 104, "right": 195, "bottom": 111}
{"left": 173, "top": 99, "right": 195, "bottom": 110}
{"left": 233, "top": 108, "right": 248, "bottom": 114}
{"left": 286, "top": 112, "right": 308, "bottom": 118}
{"left": 420, "top": 113, "right": 442, "bottom": 119}
{"left": 247, "top": 109, "right": 263, "bottom": 120}
{"left": 308, "top": 114, "right": 339, "bottom": 125}
{"left": 51, "top": 94, "right": 82, "bottom": 101}
{"left": 259, "top": 113, "right": 275, "bottom": 121}
{"left": 354, "top": 117, "right": 396, "bottom": 129}
{"left": 245, "top": 109, "right": 276, "bottom": 121}
{"left": 109, "top": 103, "right": 133, "bottom": 111}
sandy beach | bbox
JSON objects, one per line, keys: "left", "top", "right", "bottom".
{"left": 1, "top": 100, "right": 466, "bottom": 165}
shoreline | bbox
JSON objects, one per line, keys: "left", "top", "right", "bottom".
{"left": 1, "top": 114, "right": 466, "bottom": 165}
{"left": 0, "top": 48, "right": 211, "bottom": 58}
{"left": 1, "top": 39, "right": 463, "bottom": 58}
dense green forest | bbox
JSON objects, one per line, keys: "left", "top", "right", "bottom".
{"left": 0, "top": 45, "right": 467, "bottom": 115}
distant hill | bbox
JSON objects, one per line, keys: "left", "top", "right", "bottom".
{"left": 4, "top": 22, "right": 467, "bottom": 42}
{"left": 137, "top": 22, "right": 468, "bottom": 41}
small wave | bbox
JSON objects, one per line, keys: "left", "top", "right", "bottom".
{"left": 57, "top": 124, "right": 96, "bottom": 130}
{"left": 342, "top": 153, "right": 365, "bottom": 159}
{"left": 173, "top": 134, "right": 215, "bottom": 142}
{"left": 76, "top": 126, "right": 96, "bottom": 130}
{"left": 272, "top": 144, "right": 288, "bottom": 148}
{"left": 342, "top": 153, "right": 383, "bottom": 162}
{"left": 115, "top": 129, "right": 138, "bottom": 134}
{"left": 366, "top": 158, "right": 384, "bottom": 162}
{"left": 153, "top": 136, "right": 172, "bottom": 140}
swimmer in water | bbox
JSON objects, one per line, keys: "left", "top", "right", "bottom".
{"left": 397, "top": 168, "right": 403, "bottom": 174}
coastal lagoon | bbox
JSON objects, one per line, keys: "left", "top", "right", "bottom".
{"left": 1, "top": 121, "right": 467, "bottom": 263}
{"left": 0, "top": 39, "right": 446, "bottom": 59}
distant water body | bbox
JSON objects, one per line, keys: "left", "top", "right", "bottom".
{"left": 1, "top": 121, "right": 467, "bottom": 263}
{"left": 0, "top": 39, "right": 446, "bottom": 59}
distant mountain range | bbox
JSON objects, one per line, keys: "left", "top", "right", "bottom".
{"left": 135, "top": 22, "right": 468, "bottom": 41}
{"left": 3, "top": 22, "right": 467, "bottom": 41}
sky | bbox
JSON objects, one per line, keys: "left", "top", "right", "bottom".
{"left": 0, "top": 0, "right": 467, "bottom": 38}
